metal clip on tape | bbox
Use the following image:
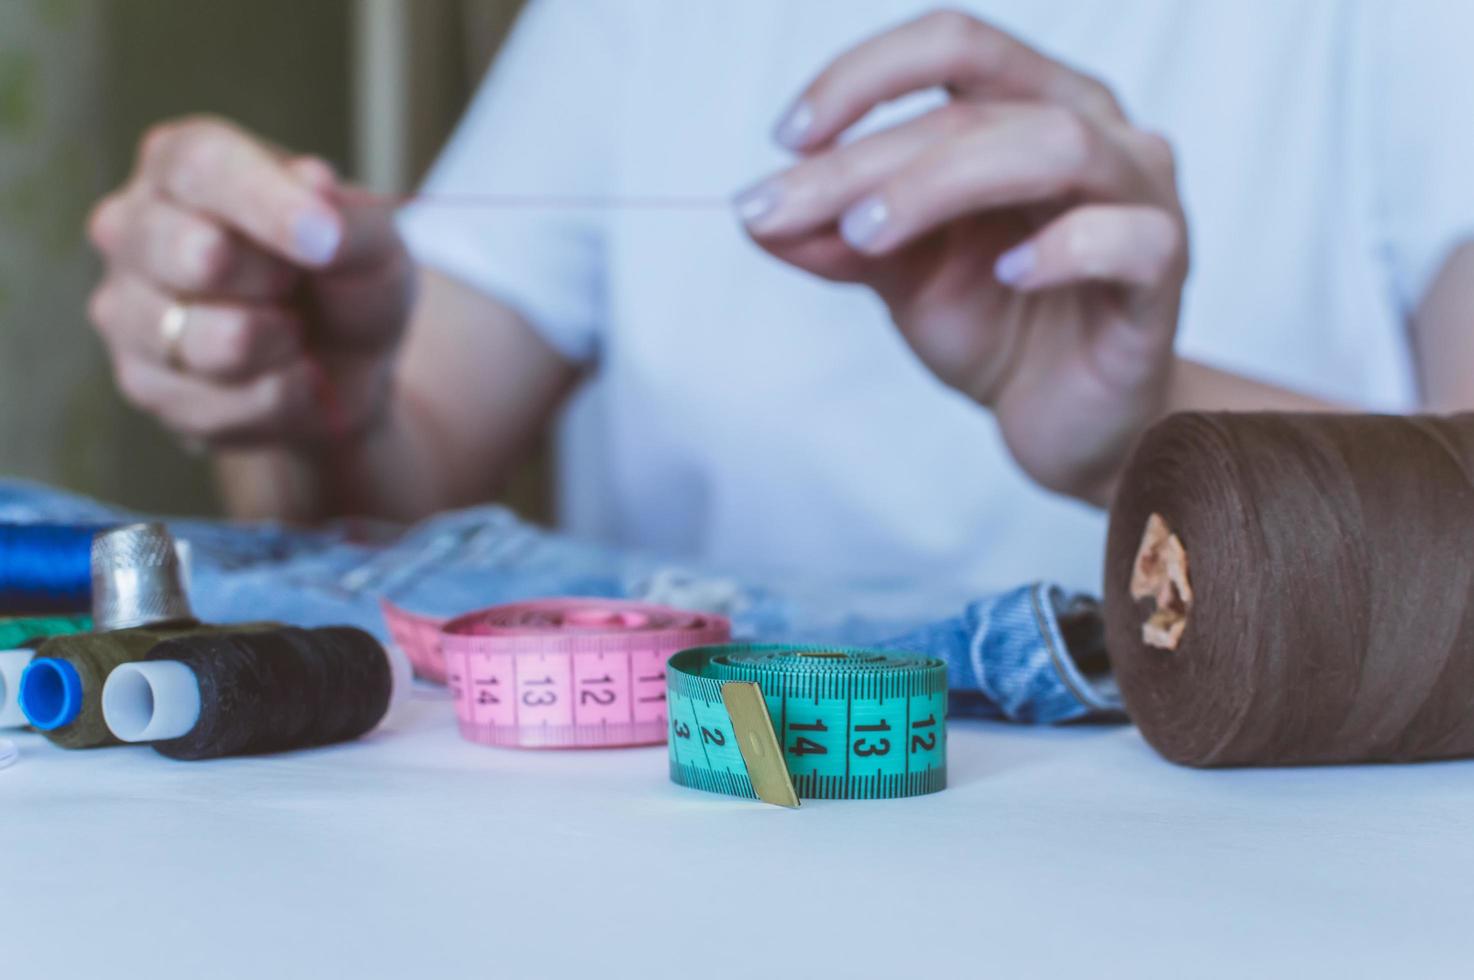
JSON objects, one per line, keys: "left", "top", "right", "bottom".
{"left": 666, "top": 644, "right": 948, "bottom": 807}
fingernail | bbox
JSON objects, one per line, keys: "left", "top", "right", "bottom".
{"left": 994, "top": 242, "right": 1037, "bottom": 286}
{"left": 292, "top": 209, "right": 342, "bottom": 266}
{"left": 733, "top": 179, "right": 783, "bottom": 229}
{"left": 774, "top": 99, "right": 815, "bottom": 150}
{"left": 295, "top": 156, "right": 338, "bottom": 191}
{"left": 839, "top": 195, "right": 889, "bottom": 251}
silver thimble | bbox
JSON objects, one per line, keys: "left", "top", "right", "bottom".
{"left": 91, "top": 523, "right": 197, "bottom": 631}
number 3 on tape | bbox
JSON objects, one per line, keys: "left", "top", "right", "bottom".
{"left": 666, "top": 644, "right": 947, "bottom": 806}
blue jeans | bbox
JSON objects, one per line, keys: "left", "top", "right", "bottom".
{"left": 0, "top": 479, "right": 1122, "bottom": 725}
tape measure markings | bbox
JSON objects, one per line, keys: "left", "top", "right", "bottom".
{"left": 668, "top": 644, "right": 947, "bottom": 803}
{"left": 451, "top": 641, "right": 681, "bottom": 731}
{"left": 428, "top": 599, "right": 730, "bottom": 748}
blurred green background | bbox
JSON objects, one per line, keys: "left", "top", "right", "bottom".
{"left": 0, "top": 0, "right": 526, "bottom": 517}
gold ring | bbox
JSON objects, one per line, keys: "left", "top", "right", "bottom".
{"left": 159, "top": 302, "right": 189, "bottom": 372}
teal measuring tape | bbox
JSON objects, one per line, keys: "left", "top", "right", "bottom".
{"left": 0, "top": 615, "right": 91, "bottom": 649}
{"left": 667, "top": 644, "right": 947, "bottom": 805}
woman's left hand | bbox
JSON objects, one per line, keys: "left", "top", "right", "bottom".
{"left": 739, "top": 10, "right": 1188, "bottom": 506}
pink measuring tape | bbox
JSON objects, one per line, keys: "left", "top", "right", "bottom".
{"left": 382, "top": 598, "right": 730, "bottom": 748}
{"left": 380, "top": 600, "right": 451, "bottom": 684}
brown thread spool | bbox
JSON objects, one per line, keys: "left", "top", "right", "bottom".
{"left": 1104, "top": 412, "right": 1474, "bottom": 767}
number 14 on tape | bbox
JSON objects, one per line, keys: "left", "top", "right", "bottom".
{"left": 668, "top": 678, "right": 948, "bottom": 805}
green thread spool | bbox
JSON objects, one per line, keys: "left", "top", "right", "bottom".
{"left": 22, "top": 622, "right": 277, "bottom": 749}
{"left": 0, "top": 615, "right": 92, "bottom": 650}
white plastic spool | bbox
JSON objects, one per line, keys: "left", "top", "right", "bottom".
{"left": 0, "top": 649, "right": 36, "bottom": 728}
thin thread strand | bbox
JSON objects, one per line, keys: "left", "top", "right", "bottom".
{"left": 380, "top": 192, "right": 733, "bottom": 210}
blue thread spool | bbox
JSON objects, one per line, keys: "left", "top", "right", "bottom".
{"left": 0, "top": 525, "right": 105, "bottom": 615}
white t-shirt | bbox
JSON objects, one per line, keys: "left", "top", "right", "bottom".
{"left": 399, "top": 0, "right": 1474, "bottom": 595}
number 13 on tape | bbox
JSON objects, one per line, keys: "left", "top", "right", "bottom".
{"left": 666, "top": 644, "right": 947, "bottom": 806}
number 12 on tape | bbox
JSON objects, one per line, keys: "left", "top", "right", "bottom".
{"left": 666, "top": 645, "right": 948, "bottom": 805}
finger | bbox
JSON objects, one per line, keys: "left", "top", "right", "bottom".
{"left": 323, "top": 182, "right": 414, "bottom": 272}
{"left": 92, "top": 188, "right": 299, "bottom": 300}
{"left": 140, "top": 118, "right": 344, "bottom": 268}
{"left": 113, "top": 355, "right": 322, "bottom": 446}
{"left": 775, "top": 9, "right": 1122, "bottom": 151}
{"left": 286, "top": 155, "right": 338, "bottom": 193}
{"left": 275, "top": 153, "right": 405, "bottom": 274}
{"left": 836, "top": 106, "right": 1145, "bottom": 254}
{"left": 737, "top": 104, "right": 961, "bottom": 240}
{"left": 282, "top": 154, "right": 402, "bottom": 270}
{"left": 86, "top": 189, "right": 130, "bottom": 254}
{"left": 991, "top": 204, "right": 1186, "bottom": 294}
{"left": 309, "top": 242, "right": 414, "bottom": 351}
{"left": 89, "top": 274, "right": 303, "bottom": 381}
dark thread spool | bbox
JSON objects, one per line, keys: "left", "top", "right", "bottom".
{"left": 146, "top": 627, "right": 392, "bottom": 761}
{"left": 1105, "top": 412, "right": 1474, "bottom": 767}
{"left": 23, "top": 622, "right": 278, "bottom": 748}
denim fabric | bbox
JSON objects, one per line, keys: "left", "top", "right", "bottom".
{"left": 883, "top": 586, "right": 1120, "bottom": 723}
{"left": 0, "top": 479, "right": 1123, "bottom": 725}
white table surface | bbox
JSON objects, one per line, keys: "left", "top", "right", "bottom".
{"left": 5, "top": 687, "right": 1473, "bottom": 980}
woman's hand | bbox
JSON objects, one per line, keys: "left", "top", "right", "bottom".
{"left": 739, "top": 10, "right": 1188, "bottom": 506}
{"left": 87, "top": 116, "right": 414, "bottom": 448}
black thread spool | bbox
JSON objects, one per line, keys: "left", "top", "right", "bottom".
{"left": 103, "top": 627, "right": 395, "bottom": 760}
{"left": 1105, "top": 412, "right": 1474, "bottom": 767}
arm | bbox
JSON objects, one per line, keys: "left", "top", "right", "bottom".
{"left": 948, "top": 265, "right": 1474, "bottom": 503}
{"left": 216, "top": 268, "right": 579, "bottom": 522}
{"left": 222, "top": 0, "right": 629, "bottom": 523}
{"left": 1156, "top": 240, "right": 1474, "bottom": 432}
{"left": 88, "top": 117, "right": 577, "bottom": 525}
{"left": 1411, "top": 243, "right": 1474, "bottom": 414}
{"left": 1164, "top": 360, "right": 1343, "bottom": 416}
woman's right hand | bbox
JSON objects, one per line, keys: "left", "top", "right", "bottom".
{"left": 87, "top": 116, "right": 414, "bottom": 448}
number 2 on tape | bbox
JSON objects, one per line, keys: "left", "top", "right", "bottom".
{"left": 666, "top": 644, "right": 947, "bottom": 805}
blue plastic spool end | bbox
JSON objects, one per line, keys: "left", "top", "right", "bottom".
{"left": 18, "top": 657, "right": 84, "bottom": 731}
